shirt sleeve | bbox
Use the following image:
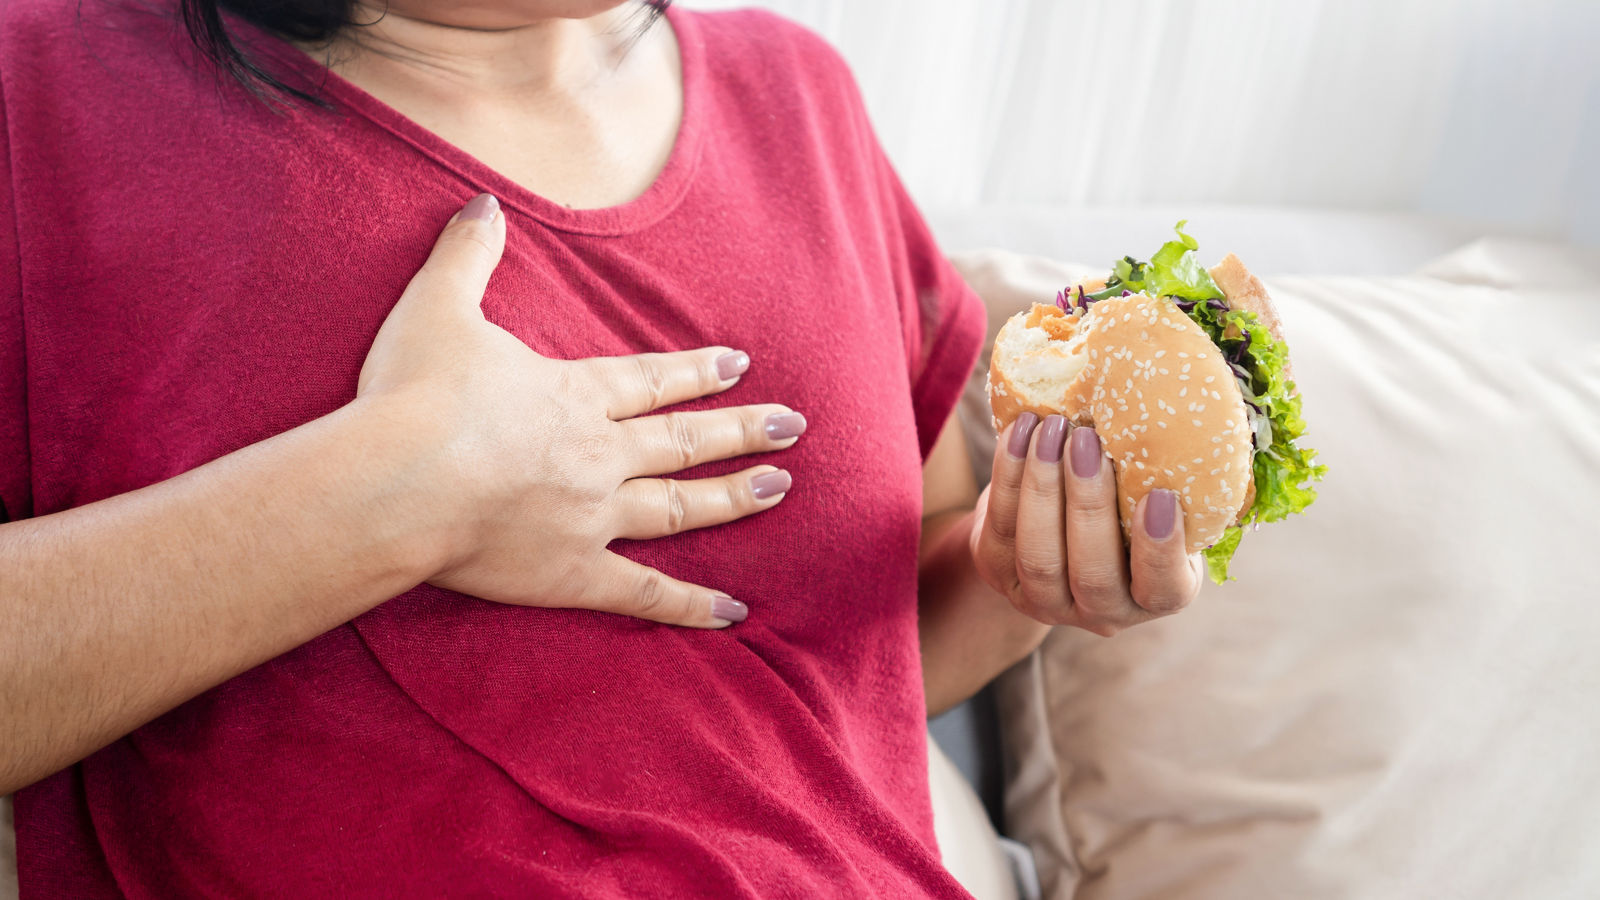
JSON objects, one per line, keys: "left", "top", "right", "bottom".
{"left": 826, "top": 48, "right": 987, "bottom": 462}
{"left": 0, "top": 81, "right": 31, "bottom": 523}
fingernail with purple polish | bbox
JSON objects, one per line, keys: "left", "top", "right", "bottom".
{"left": 460, "top": 193, "right": 499, "bottom": 223}
{"left": 1035, "top": 415, "right": 1068, "bottom": 463}
{"left": 1145, "top": 489, "right": 1178, "bottom": 541}
{"left": 1070, "top": 426, "right": 1102, "bottom": 480}
{"left": 1007, "top": 412, "right": 1040, "bottom": 460}
{"left": 712, "top": 594, "right": 748, "bottom": 624}
{"left": 764, "top": 411, "right": 807, "bottom": 441}
{"left": 751, "top": 469, "right": 792, "bottom": 500}
{"left": 716, "top": 351, "right": 750, "bottom": 381}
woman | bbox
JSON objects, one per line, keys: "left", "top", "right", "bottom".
{"left": 0, "top": 0, "right": 1203, "bottom": 894}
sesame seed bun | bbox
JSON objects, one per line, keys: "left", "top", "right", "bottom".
{"left": 988, "top": 293, "right": 1254, "bottom": 553}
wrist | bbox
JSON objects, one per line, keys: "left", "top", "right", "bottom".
{"left": 340, "top": 390, "right": 471, "bottom": 585}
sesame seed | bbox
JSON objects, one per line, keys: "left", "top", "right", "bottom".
{"left": 1193, "top": 419, "right": 1203, "bottom": 427}
{"left": 1157, "top": 421, "right": 1168, "bottom": 428}
{"left": 1178, "top": 375, "right": 1190, "bottom": 381}
{"left": 1178, "top": 352, "right": 1190, "bottom": 359}
{"left": 1154, "top": 350, "right": 1166, "bottom": 358}
{"left": 1141, "top": 448, "right": 1149, "bottom": 458}
{"left": 1135, "top": 461, "right": 1146, "bottom": 470}
{"left": 1185, "top": 475, "right": 1196, "bottom": 483}
{"left": 1179, "top": 387, "right": 1188, "bottom": 398}
{"left": 1140, "top": 412, "right": 1149, "bottom": 420}
{"left": 1204, "top": 376, "right": 1215, "bottom": 383}
{"left": 1226, "top": 444, "right": 1235, "bottom": 453}
{"left": 1181, "top": 363, "right": 1191, "bottom": 373}
{"left": 1212, "top": 448, "right": 1221, "bottom": 458}
{"left": 1159, "top": 368, "right": 1169, "bottom": 375}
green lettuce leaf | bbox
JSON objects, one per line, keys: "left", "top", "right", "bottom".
{"left": 1089, "top": 220, "right": 1222, "bottom": 302}
{"left": 1202, "top": 527, "right": 1243, "bottom": 584}
{"left": 1096, "top": 222, "right": 1327, "bottom": 584}
{"left": 1146, "top": 220, "right": 1223, "bottom": 301}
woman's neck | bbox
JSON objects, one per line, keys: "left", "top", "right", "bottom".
{"left": 291, "top": 1, "right": 683, "bottom": 211}
{"left": 306, "top": 3, "right": 650, "bottom": 106}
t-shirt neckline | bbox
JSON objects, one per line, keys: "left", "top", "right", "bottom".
{"left": 252, "top": 4, "right": 705, "bottom": 237}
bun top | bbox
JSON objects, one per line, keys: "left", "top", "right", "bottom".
{"left": 1066, "top": 293, "right": 1254, "bottom": 550}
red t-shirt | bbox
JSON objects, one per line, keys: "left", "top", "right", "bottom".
{"left": 1, "top": 1, "right": 985, "bottom": 896}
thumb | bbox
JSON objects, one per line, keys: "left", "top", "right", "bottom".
{"left": 409, "top": 193, "right": 507, "bottom": 313}
{"left": 357, "top": 194, "right": 509, "bottom": 398}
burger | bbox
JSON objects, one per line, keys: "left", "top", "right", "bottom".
{"left": 986, "top": 222, "right": 1326, "bottom": 583}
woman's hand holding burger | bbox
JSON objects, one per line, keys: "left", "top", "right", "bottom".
{"left": 357, "top": 193, "right": 804, "bottom": 628}
{"left": 968, "top": 222, "right": 1324, "bottom": 634}
{"left": 970, "top": 416, "right": 1203, "bottom": 635}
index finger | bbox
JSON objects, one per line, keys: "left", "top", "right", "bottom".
{"left": 585, "top": 347, "right": 750, "bottom": 420}
{"left": 973, "top": 413, "right": 1040, "bottom": 597}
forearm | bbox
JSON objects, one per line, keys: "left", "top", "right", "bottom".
{"left": 918, "top": 508, "right": 1051, "bottom": 718}
{"left": 0, "top": 395, "right": 450, "bottom": 795}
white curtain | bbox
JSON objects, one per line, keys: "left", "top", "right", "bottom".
{"left": 680, "top": 0, "right": 1600, "bottom": 245}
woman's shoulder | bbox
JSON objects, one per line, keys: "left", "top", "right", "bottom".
{"left": 2, "top": 0, "right": 191, "bottom": 95}
{"left": 684, "top": 6, "right": 844, "bottom": 61}
{"left": 2, "top": 0, "right": 169, "bottom": 52}
{"left": 677, "top": 5, "right": 862, "bottom": 106}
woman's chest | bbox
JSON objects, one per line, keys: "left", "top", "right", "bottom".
{"left": 28, "top": 193, "right": 929, "bottom": 556}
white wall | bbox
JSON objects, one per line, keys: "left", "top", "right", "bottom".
{"left": 681, "top": 0, "right": 1600, "bottom": 245}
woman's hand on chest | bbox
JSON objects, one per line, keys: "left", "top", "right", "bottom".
{"left": 357, "top": 194, "right": 806, "bottom": 627}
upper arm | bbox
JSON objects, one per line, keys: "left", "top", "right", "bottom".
{"left": 922, "top": 407, "right": 979, "bottom": 521}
